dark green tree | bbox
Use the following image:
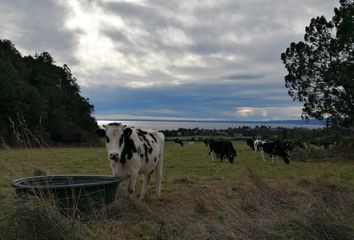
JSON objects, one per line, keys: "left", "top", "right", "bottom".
{"left": 0, "top": 39, "right": 98, "bottom": 145}
{"left": 281, "top": 0, "right": 354, "bottom": 127}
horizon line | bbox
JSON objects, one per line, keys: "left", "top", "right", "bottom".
{"left": 96, "top": 118, "right": 324, "bottom": 125}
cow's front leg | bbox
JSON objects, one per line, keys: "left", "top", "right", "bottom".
{"left": 261, "top": 151, "right": 266, "bottom": 162}
{"left": 140, "top": 172, "right": 152, "bottom": 200}
{"left": 128, "top": 172, "right": 138, "bottom": 198}
{"left": 111, "top": 162, "right": 117, "bottom": 176}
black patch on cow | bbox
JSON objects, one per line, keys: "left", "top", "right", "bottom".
{"left": 246, "top": 139, "right": 255, "bottom": 150}
{"left": 119, "top": 134, "right": 124, "bottom": 147}
{"left": 143, "top": 144, "right": 149, "bottom": 163}
{"left": 139, "top": 132, "right": 150, "bottom": 144}
{"left": 106, "top": 136, "right": 110, "bottom": 143}
{"left": 154, "top": 157, "right": 157, "bottom": 162}
{"left": 140, "top": 154, "right": 144, "bottom": 158}
{"left": 95, "top": 128, "right": 106, "bottom": 137}
{"left": 137, "top": 129, "right": 148, "bottom": 136}
{"left": 124, "top": 128, "right": 133, "bottom": 138}
{"left": 149, "top": 133, "right": 157, "bottom": 143}
{"left": 137, "top": 131, "right": 153, "bottom": 154}
{"left": 108, "top": 122, "right": 122, "bottom": 126}
{"left": 120, "top": 128, "right": 137, "bottom": 164}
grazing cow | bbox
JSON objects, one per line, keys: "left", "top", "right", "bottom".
{"left": 203, "top": 138, "right": 212, "bottom": 147}
{"left": 96, "top": 123, "right": 164, "bottom": 199}
{"left": 246, "top": 138, "right": 268, "bottom": 151}
{"left": 207, "top": 139, "right": 237, "bottom": 163}
{"left": 204, "top": 138, "right": 217, "bottom": 158}
{"left": 247, "top": 138, "right": 305, "bottom": 164}
{"left": 258, "top": 140, "right": 290, "bottom": 164}
{"left": 173, "top": 138, "right": 183, "bottom": 147}
{"left": 246, "top": 139, "right": 255, "bottom": 150}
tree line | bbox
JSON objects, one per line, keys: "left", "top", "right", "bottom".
{"left": 162, "top": 126, "right": 353, "bottom": 144}
{"left": 0, "top": 39, "right": 98, "bottom": 147}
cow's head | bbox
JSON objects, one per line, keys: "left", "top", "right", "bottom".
{"left": 96, "top": 123, "right": 133, "bottom": 162}
{"left": 228, "top": 149, "right": 237, "bottom": 163}
{"left": 273, "top": 142, "right": 290, "bottom": 164}
{"left": 246, "top": 139, "right": 255, "bottom": 150}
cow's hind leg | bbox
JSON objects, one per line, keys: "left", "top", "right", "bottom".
{"left": 155, "top": 145, "right": 164, "bottom": 199}
{"left": 140, "top": 172, "right": 152, "bottom": 200}
{"left": 261, "top": 150, "right": 266, "bottom": 162}
{"left": 128, "top": 172, "right": 138, "bottom": 198}
{"left": 211, "top": 151, "right": 215, "bottom": 161}
{"left": 155, "top": 159, "right": 163, "bottom": 198}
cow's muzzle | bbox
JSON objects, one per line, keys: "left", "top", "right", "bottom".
{"left": 109, "top": 153, "right": 119, "bottom": 161}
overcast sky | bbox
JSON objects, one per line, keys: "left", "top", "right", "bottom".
{"left": 0, "top": 0, "right": 338, "bottom": 121}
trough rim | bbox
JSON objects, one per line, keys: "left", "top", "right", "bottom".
{"left": 11, "top": 175, "right": 122, "bottom": 190}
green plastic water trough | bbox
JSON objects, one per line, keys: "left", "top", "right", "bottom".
{"left": 11, "top": 175, "right": 121, "bottom": 212}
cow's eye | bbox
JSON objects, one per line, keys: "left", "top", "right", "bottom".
{"left": 106, "top": 136, "right": 110, "bottom": 143}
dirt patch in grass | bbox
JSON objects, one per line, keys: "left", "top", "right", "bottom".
{"left": 172, "top": 177, "right": 195, "bottom": 185}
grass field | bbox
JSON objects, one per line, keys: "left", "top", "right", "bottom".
{"left": 1, "top": 141, "right": 354, "bottom": 239}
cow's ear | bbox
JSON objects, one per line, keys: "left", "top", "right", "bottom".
{"left": 123, "top": 127, "right": 132, "bottom": 138}
{"left": 96, "top": 128, "right": 106, "bottom": 137}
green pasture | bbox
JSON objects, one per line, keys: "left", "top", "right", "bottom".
{"left": 1, "top": 141, "right": 354, "bottom": 193}
{"left": 1, "top": 141, "right": 354, "bottom": 239}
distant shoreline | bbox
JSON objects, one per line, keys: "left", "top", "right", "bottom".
{"left": 97, "top": 119, "right": 324, "bottom": 125}
{"left": 96, "top": 119, "right": 325, "bottom": 130}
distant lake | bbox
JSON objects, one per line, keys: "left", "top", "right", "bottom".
{"left": 97, "top": 119, "right": 324, "bottom": 130}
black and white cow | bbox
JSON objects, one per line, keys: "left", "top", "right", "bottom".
{"left": 206, "top": 139, "right": 237, "bottom": 163}
{"left": 204, "top": 138, "right": 218, "bottom": 157}
{"left": 258, "top": 140, "right": 290, "bottom": 164}
{"left": 96, "top": 123, "right": 165, "bottom": 199}
{"left": 173, "top": 138, "right": 184, "bottom": 147}
{"left": 246, "top": 138, "right": 290, "bottom": 164}
{"left": 246, "top": 138, "right": 267, "bottom": 151}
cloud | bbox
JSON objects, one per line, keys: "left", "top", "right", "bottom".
{"left": 0, "top": 0, "right": 338, "bottom": 120}
{"left": 0, "top": 0, "right": 78, "bottom": 65}
{"left": 232, "top": 106, "right": 303, "bottom": 120}
{"left": 82, "top": 81, "right": 302, "bottom": 120}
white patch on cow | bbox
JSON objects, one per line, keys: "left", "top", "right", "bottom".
{"left": 254, "top": 139, "right": 267, "bottom": 152}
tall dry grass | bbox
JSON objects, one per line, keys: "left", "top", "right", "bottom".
{"left": 1, "top": 169, "right": 354, "bottom": 240}
{"left": 0, "top": 196, "right": 95, "bottom": 240}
